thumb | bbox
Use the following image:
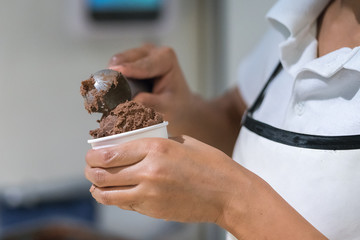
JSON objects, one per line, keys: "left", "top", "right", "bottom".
{"left": 133, "top": 92, "right": 164, "bottom": 112}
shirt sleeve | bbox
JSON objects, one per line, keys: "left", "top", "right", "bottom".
{"left": 237, "top": 28, "right": 283, "bottom": 107}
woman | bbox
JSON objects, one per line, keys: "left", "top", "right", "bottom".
{"left": 84, "top": 0, "right": 360, "bottom": 239}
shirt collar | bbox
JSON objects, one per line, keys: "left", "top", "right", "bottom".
{"left": 343, "top": 47, "right": 360, "bottom": 73}
{"left": 266, "top": 0, "right": 330, "bottom": 39}
{"left": 265, "top": 0, "right": 360, "bottom": 78}
{"left": 301, "top": 47, "right": 360, "bottom": 78}
{"left": 265, "top": 0, "right": 331, "bottom": 77}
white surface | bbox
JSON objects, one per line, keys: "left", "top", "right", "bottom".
{"left": 89, "top": 121, "right": 168, "bottom": 149}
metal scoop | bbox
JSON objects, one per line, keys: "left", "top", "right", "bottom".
{"left": 82, "top": 69, "right": 153, "bottom": 113}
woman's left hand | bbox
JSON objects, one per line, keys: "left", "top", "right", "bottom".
{"left": 85, "top": 136, "right": 246, "bottom": 223}
{"left": 85, "top": 136, "right": 328, "bottom": 240}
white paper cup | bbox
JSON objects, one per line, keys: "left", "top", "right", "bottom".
{"left": 88, "top": 121, "right": 169, "bottom": 149}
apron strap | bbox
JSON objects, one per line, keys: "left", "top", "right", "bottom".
{"left": 247, "top": 62, "right": 282, "bottom": 115}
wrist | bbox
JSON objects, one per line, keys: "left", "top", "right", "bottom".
{"left": 215, "top": 164, "right": 254, "bottom": 237}
{"left": 215, "top": 165, "right": 327, "bottom": 240}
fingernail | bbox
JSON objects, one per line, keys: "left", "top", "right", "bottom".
{"left": 90, "top": 184, "right": 96, "bottom": 193}
{"left": 109, "top": 56, "right": 119, "bottom": 65}
{"left": 109, "top": 64, "right": 126, "bottom": 70}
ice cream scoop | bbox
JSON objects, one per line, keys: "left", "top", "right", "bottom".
{"left": 80, "top": 69, "right": 153, "bottom": 113}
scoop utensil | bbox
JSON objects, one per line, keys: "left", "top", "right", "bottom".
{"left": 83, "top": 69, "right": 153, "bottom": 113}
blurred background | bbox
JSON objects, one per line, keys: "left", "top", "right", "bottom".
{"left": 0, "top": 0, "right": 276, "bottom": 239}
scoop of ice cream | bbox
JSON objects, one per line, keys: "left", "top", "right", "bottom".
{"left": 80, "top": 69, "right": 153, "bottom": 114}
{"left": 80, "top": 70, "right": 131, "bottom": 113}
{"left": 89, "top": 101, "right": 163, "bottom": 138}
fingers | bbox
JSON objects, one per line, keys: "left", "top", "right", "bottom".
{"left": 108, "top": 43, "right": 154, "bottom": 67}
{"left": 85, "top": 140, "right": 148, "bottom": 168}
{"left": 109, "top": 47, "right": 177, "bottom": 79}
{"left": 133, "top": 92, "right": 164, "bottom": 112}
{"left": 85, "top": 164, "right": 141, "bottom": 187}
{"left": 90, "top": 185, "right": 139, "bottom": 209}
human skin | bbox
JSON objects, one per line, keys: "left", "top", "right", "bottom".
{"left": 108, "top": 44, "right": 245, "bottom": 157}
{"left": 86, "top": 45, "right": 327, "bottom": 239}
{"left": 85, "top": 0, "right": 358, "bottom": 238}
{"left": 317, "top": 0, "right": 360, "bottom": 57}
{"left": 85, "top": 136, "right": 326, "bottom": 239}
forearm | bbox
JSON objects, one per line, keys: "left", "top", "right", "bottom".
{"left": 217, "top": 165, "right": 328, "bottom": 240}
{"left": 178, "top": 88, "right": 246, "bottom": 156}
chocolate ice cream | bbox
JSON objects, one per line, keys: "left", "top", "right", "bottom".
{"left": 89, "top": 101, "right": 163, "bottom": 138}
{"left": 80, "top": 70, "right": 131, "bottom": 113}
{"left": 81, "top": 70, "right": 163, "bottom": 139}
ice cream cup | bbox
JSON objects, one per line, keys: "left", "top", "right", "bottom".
{"left": 88, "top": 121, "right": 169, "bottom": 149}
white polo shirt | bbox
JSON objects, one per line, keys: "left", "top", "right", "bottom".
{"left": 237, "top": 0, "right": 360, "bottom": 136}
{"left": 229, "top": 0, "right": 360, "bottom": 239}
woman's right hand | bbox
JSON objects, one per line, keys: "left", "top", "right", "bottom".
{"left": 108, "top": 44, "right": 246, "bottom": 156}
{"left": 108, "top": 44, "right": 194, "bottom": 137}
